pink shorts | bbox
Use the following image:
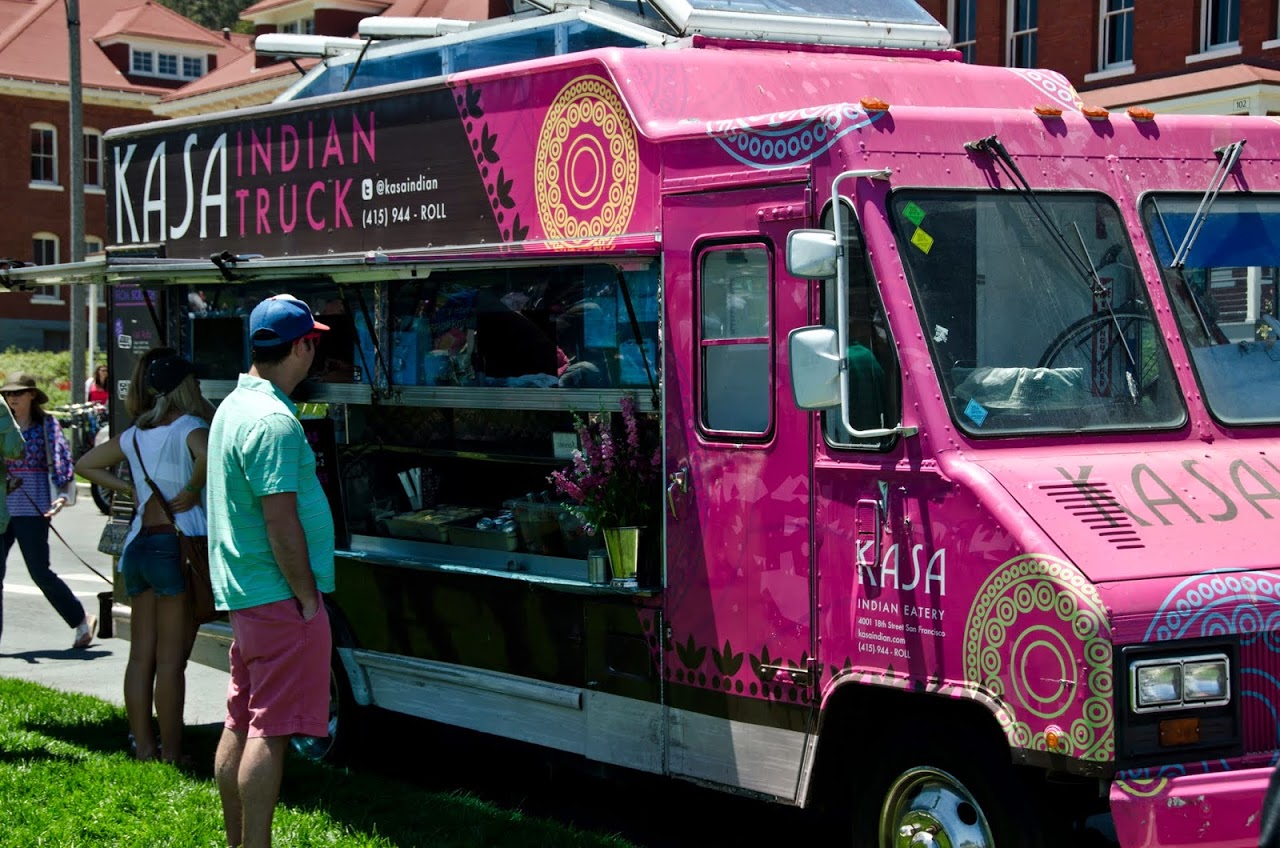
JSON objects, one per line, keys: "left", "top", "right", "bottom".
{"left": 225, "top": 598, "right": 331, "bottom": 739}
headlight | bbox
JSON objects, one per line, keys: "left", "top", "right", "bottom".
{"left": 1130, "top": 653, "right": 1230, "bottom": 713}
{"left": 1183, "top": 659, "right": 1228, "bottom": 702}
{"left": 1136, "top": 664, "right": 1181, "bottom": 707}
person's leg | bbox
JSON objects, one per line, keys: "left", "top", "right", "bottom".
{"left": 154, "top": 589, "right": 189, "bottom": 763}
{"left": 12, "top": 517, "right": 86, "bottom": 629}
{"left": 215, "top": 727, "right": 247, "bottom": 848}
{"left": 124, "top": 588, "right": 159, "bottom": 760}
{"left": 238, "top": 735, "right": 288, "bottom": 848}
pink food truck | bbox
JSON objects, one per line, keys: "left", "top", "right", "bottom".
{"left": 7, "top": 1, "right": 1280, "bottom": 844}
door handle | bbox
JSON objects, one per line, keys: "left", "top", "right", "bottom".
{"left": 667, "top": 465, "right": 689, "bottom": 518}
{"left": 855, "top": 497, "right": 883, "bottom": 569}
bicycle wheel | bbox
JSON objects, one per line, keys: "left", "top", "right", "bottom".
{"left": 1038, "top": 310, "right": 1160, "bottom": 402}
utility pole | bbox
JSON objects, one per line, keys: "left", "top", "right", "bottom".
{"left": 67, "top": 0, "right": 86, "bottom": 403}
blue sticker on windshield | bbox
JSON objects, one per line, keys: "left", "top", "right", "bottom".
{"left": 964, "top": 399, "right": 988, "bottom": 427}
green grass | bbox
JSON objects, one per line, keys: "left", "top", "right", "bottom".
{"left": 0, "top": 678, "right": 638, "bottom": 847}
{"left": 0, "top": 348, "right": 107, "bottom": 409}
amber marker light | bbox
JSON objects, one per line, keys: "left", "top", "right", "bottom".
{"left": 861, "top": 96, "right": 890, "bottom": 113}
{"left": 1045, "top": 725, "right": 1064, "bottom": 751}
{"left": 1158, "top": 717, "right": 1201, "bottom": 747}
{"left": 1128, "top": 106, "right": 1156, "bottom": 122}
{"left": 1034, "top": 104, "right": 1063, "bottom": 117}
{"left": 1081, "top": 104, "right": 1111, "bottom": 120}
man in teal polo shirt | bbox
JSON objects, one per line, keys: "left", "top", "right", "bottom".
{"left": 208, "top": 294, "right": 335, "bottom": 848}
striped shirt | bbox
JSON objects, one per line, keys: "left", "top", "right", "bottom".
{"left": 207, "top": 373, "right": 335, "bottom": 611}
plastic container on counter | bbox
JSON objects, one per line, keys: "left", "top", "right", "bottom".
{"left": 504, "top": 495, "right": 566, "bottom": 556}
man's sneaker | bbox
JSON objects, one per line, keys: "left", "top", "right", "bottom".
{"left": 73, "top": 615, "right": 96, "bottom": 649}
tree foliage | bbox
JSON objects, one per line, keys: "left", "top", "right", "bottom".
{"left": 154, "top": 0, "right": 256, "bottom": 32}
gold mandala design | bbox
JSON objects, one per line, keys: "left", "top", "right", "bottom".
{"left": 535, "top": 75, "right": 639, "bottom": 250}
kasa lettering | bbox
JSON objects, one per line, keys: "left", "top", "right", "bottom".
{"left": 1058, "top": 459, "right": 1280, "bottom": 527}
{"left": 113, "top": 112, "right": 376, "bottom": 244}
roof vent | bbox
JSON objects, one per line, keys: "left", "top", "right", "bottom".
{"left": 1038, "top": 481, "right": 1144, "bottom": 550}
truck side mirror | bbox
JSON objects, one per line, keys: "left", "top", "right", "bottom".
{"left": 786, "top": 230, "right": 839, "bottom": 279}
{"left": 788, "top": 326, "right": 841, "bottom": 410}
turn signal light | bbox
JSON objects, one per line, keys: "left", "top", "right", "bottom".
{"left": 1081, "top": 104, "right": 1110, "bottom": 120}
{"left": 860, "top": 96, "right": 890, "bottom": 113}
{"left": 1159, "top": 718, "right": 1201, "bottom": 746}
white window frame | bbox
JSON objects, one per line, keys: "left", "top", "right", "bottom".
{"left": 1201, "top": 0, "right": 1240, "bottom": 52}
{"left": 31, "top": 233, "right": 61, "bottom": 303}
{"left": 1099, "top": 0, "right": 1134, "bottom": 71}
{"left": 157, "top": 52, "right": 178, "bottom": 76}
{"left": 949, "top": 0, "right": 977, "bottom": 63}
{"left": 130, "top": 46, "right": 205, "bottom": 81}
{"left": 281, "top": 17, "right": 316, "bottom": 35}
{"left": 30, "top": 123, "right": 57, "bottom": 187}
{"left": 83, "top": 128, "right": 103, "bottom": 190}
{"left": 1006, "top": 0, "right": 1038, "bottom": 68}
{"left": 85, "top": 236, "right": 106, "bottom": 305}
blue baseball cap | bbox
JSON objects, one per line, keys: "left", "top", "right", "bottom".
{"left": 249, "top": 294, "right": 330, "bottom": 348}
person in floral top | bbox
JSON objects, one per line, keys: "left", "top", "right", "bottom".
{"left": 1, "top": 372, "right": 95, "bottom": 649}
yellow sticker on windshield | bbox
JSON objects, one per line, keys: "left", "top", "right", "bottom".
{"left": 911, "top": 228, "right": 934, "bottom": 254}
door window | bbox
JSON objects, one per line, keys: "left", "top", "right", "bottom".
{"left": 699, "top": 246, "right": 771, "bottom": 435}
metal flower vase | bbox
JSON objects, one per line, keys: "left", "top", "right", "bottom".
{"left": 602, "top": 526, "right": 643, "bottom": 587}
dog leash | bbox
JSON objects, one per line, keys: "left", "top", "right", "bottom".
{"left": 13, "top": 478, "right": 113, "bottom": 585}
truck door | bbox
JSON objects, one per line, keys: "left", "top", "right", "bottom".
{"left": 662, "top": 183, "right": 815, "bottom": 800}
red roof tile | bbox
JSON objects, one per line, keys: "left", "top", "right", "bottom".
{"left": 0, "top": 0, "right": 247, "bottom": 93}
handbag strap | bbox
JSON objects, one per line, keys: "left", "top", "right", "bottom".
{"left": 131, "top": 430, "right": 184, "bottom": 538}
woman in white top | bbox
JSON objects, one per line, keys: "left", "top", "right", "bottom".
{"left": 76, "top": 354, "right": 214, "bottom": 763}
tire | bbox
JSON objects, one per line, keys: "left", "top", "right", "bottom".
{"left": 851, "top": 735, "right": 1045, "bottom": 848}
{"left": 90, "top": 483, "right": 111, "bottom": 515}
{"left": 291, "top": 650, "right": 365, "bottom": 765}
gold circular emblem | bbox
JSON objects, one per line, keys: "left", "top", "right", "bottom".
{"left": 535, "top": 75, "right": 639, "bottom": 249}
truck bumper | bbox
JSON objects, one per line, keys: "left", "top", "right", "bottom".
{"left": 1110, "top": 768, "right": 1270, "bottom": 848}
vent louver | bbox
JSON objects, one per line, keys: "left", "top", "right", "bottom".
{"left": 1037, "top": 481, "right": 1145, "bottom": 550}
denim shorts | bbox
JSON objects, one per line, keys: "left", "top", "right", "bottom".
{"left": 119, "top": 532, "right": 186, "bottom": 599}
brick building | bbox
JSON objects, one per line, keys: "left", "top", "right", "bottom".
{"left": 0, "top": 0, "right": 248, "bottom": 350}
{"left": 916, "top": 0, "right": 1280, "bottom": 115}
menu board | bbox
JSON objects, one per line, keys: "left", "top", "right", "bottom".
{"left": 108, "top": 284, "right": 165, "bottom": 435}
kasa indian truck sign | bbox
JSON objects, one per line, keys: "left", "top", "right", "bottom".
{"left": 10, "top": 1, "right": 1280, "bottom": 845}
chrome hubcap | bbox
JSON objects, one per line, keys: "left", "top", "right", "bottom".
{"left": 880, "top": 766, "right": 995, "bottom": 848}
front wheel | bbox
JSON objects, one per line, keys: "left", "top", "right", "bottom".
{"left": 853, "top": 737, "right": 1045, "bottom": 848}
{"left": 90, "top": 483, "right": 111, "bottom": 515}
{"left": 291, "top": 651, "right": 365, "bottom": 765}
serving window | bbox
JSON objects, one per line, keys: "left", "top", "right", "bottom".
{"left": 698, "top": 245, "right": 771, "bottom": 435}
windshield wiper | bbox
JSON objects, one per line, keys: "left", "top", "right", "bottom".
{"left": 965, "top": 134, "right": 1108, "bottom": 300}
{"left": 965, "top": 133, "right": 1141, "bottom": 396}
{"left": 1165, "top": 140, "right": 1246, "bottom": 270}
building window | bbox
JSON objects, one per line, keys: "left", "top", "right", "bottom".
{"left": 1202, "top": 0, "right": 1239, "bottom": 50}
{"left": 83, "top": 129, "right": 102, "bottom": 188}
{"left": 32, "top": 233, "right": 60, "bottom": 302}
{"left": 281, "top": 17, "right": 315, "bottom": 34}
{"left": 1100, "top": 0, "right": 1134, "bottom": 68}
{"left": 84, "top": 236, "right": 103, "bottom": 257}
{"left": 1007, "top": 0, "right": 1038, "bottom": 68}
{"left": 131, "top": 48, "right": 204, "bottom": 80}
{"left": 30, "top": 124, "right": 56, "bottom": 185}
{"left": 131, "top": 49, "right": 153, "bottom": 74}
{"left": 950, "top": 0, "right": 977, "bottom": 62}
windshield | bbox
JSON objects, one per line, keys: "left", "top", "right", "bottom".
{"left": 893, "top": 191, "right": 1185, "bottom": 436}
{"left": 1141, "top": 194, "right": 1280, "bottom": 426}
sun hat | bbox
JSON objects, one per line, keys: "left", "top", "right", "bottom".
{"left": 0, "top": 372, "right": 49, "bottom": 405}
{"left": 249, "top": 294, "right": 331, "bottom": 348}
{"left": 147, "top": 355, "right": 195, "bottom": 396}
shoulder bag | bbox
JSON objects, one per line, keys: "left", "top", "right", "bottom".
{"left": 131, "top": 431, "right": 218, "bottom": 624}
